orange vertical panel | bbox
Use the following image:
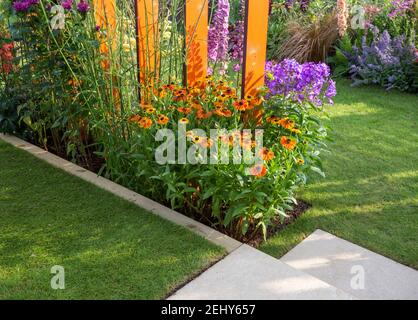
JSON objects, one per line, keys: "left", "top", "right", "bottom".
{"left": 185, "top": 0, "right": 208, "bottom": 86}
{"left": 93, "top": 0, "right": 116, "bottom": 56}
{"left": 135, "top": 0, "right": 159, "bottom": 100}
{"left": 94, "top": 0, "right": 116, "bottom": 31}
{"left": 242, "top": 0, "right": 269, "bottom": 97}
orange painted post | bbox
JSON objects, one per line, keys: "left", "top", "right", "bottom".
{"left": 135, "top": 0, "right": 159, "bottom": 102}
{"left": 93, "top": 0, "right": 116, "bottom": 57}
{"left": 184, "top": 0, "right": 208, "bottom": 86}
{"left": 241, "top": 0, "right": 269, "bottom": 98}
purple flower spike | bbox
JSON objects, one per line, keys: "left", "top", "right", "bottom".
{"left": 208, "top": 0, "right": 230, "bottom": 63}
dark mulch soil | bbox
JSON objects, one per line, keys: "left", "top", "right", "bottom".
{"left": 246, "top": 200, "right": 311, "bottom": 247}
{"left": 179, "top": 199, "right": 311, "bottom": 247}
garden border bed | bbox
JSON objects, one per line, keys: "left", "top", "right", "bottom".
{"left": 0, "top": 133, "right": 242, "bottom": 253}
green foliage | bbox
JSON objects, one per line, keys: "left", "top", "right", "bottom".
{"left": 327, "top": 35, "right": 354, "bottom": 77}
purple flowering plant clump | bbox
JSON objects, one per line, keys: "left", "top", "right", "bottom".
{"left": 265, "top": 59, "right": 337, "bottom": 107}
{"left": 388, "top": 0, "right": 416, "bottom": 19}
{"left": 347, "top": 26, "right": 418, "bottom": 92}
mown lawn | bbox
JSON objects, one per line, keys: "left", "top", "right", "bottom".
{"left": 260, "top": 79, "right": 418, "bottom": 269}
{"left": 0, "top": 140, "right": 224, "bottom": 299}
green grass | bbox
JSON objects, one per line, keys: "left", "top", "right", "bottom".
{"left": 0, "top": 140, "right": 224, "bottom": 299}
{"left": 261, "top": 80, "right": 418, "bottom": 269}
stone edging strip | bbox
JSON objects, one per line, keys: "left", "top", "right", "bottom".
{"left": 0, "top": 134, "right": 242, "bottom": 253}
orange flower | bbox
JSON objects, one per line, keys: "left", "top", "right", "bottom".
{"left": 178, "top": 107, "right": 192, "bottom": 115}
{"left": 128, "top": 115, "right": 141, "bottom": 124}
{"left": 157, "top": 114, "right": 169, "bottom": 125}
{"left": 279, "top": 118, "right": 295, "bottom": 129}
{"left": 280, "top": 136, "right": 297, "bottom": 150}
{"left": 270, "top": 117, "right": 281, "bottom": 125}
{"left": 249, "top": 164, "right": 267, "bottom": 178}
{"left": 259, "top": 147, "right": 275, "bottom": 161}
{"left": 214, "top": 108, "right": 232, "bottom": 117}
{"left": 146, "top": 107, "right": 156, "bottom": 114}
{"left": 199, "top": 137, "right": 214, "bottom": 148}
{"left": 291, "top": 128, "right": 302, "bottom": 135}
{"left": 224, "top": 87, "right": 236, "bottom": 97}
{"left": 296, "top": 158, "right": 305, "bottom": 165}
{"left": 266, "top": 115, "right": 279, "bottom": 123}
{"left": 191, "top": 103, "right": 203, "bottom": 110}
{"left": 233, "top": 99, "right": 249, "bottom": 111}
{"left": 139, "top": 117, "right": 152, "bottom": 129}
{"left": 219, "top": 134, "right": 235, "bottom": 146}
{"left": 217, "top": 93, "right": 228, "bottom": 102}
{"left": 140, "top": 103, "right": 153, "bottom": 110}
{"left": 197, "top": 109, "right": 212, "bottom": 120}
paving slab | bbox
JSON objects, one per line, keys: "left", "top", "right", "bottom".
{"left": 169, "top": 244, "right": 355, "bottom": 300}
{"left": 281, "top": 229, "right": 418, "bottom": 300}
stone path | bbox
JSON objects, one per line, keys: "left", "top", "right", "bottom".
{"left": 169, "top": 230, "right": 418, "bottom": 300}
{"left": 281, "top": 229, "right": 418, "bottom": 300}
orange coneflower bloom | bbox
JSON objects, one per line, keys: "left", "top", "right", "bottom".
{"left": 259, "top": 147, "right": 275, "bottom": 161}
{"left": 193, "top": 136, "right": 202, "bottom": 144}
{"left": 191, "top": 103, "right": 203, "bottom": 110}
{"left": 249, "top": 164, "right": 267, "bottom": 178}
{"left": 279, "top": 118, "right": 295, "bottom": 129}
{"left": 266, "top": 115, "right": 279, "bottom": 123}
{"left": 197, "top": 109, "right": 212, "bottom": 120}
{"left": 280, "top": 136, "right": 297, "bottom": 150}
{"left": 146, "top": 107, "right": 156, "bottom": 114}
{"left": 224, "top": 87, "right": 236, "bottom": 97}
{"left": 128, "top": 114, "right": 141, "bottom": 124}
{"left": 157, "top": 114, "right": 169, "bottom": 125}
{"left": 199, "top": 137, "right": 214, "bottom": 148}
{"left": 214, "top": 108, "right": 232, "bottom": 117}
{"left": 219, "top": 134, "right": 235, "bottom": 146}
{"left": 178, "top": 107, "right": 192, "bottom": 115}
{"left": 139, "top": 117, "right": 152, "bottom": 129}
{"left": 291, "top": 128, "right": 302, "bottom": 135}
{"left": 233, "top": 99, "right": 249, "bottom": 111}
{"left": 296, "top": 158, "right": 305, "bottom": 165}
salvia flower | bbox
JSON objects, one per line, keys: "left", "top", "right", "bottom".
{"left": 347, "top": 27, "right": 417, "bottom": 91}
{"left": 388, "top": 0, "right": 415, "bottom": 19}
